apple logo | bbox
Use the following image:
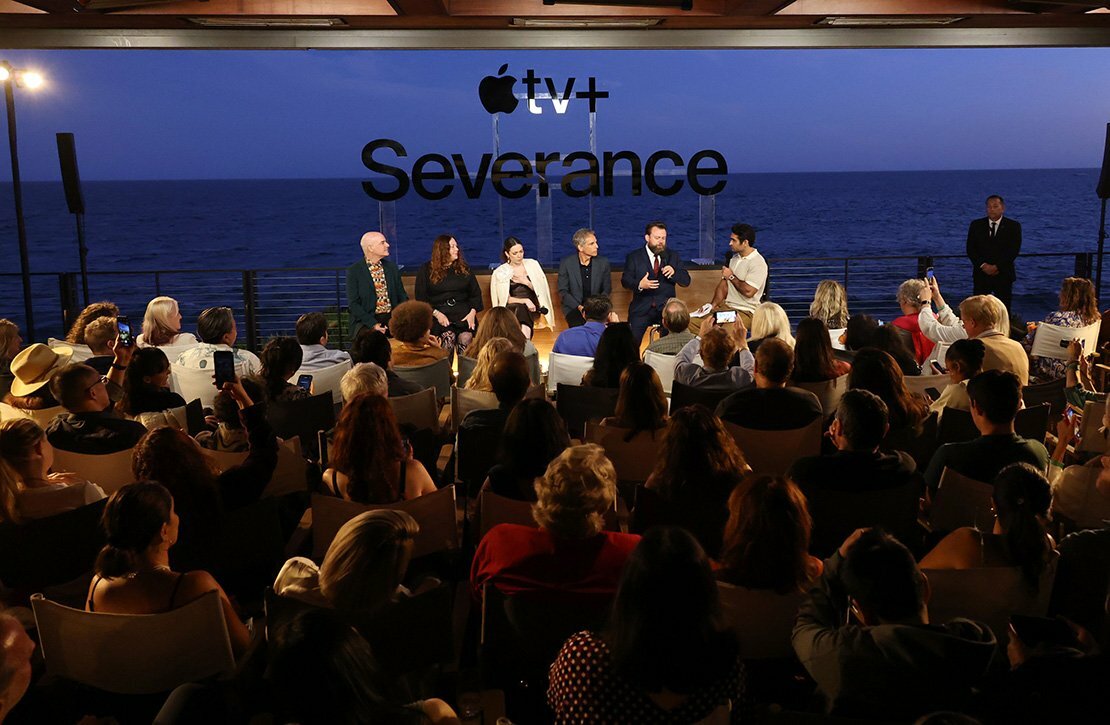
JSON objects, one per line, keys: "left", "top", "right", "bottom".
{"left": 478, "top": 64, "right": 518, "bottom": 115}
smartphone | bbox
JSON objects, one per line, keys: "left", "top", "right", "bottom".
{"left": 714, "top": 310, "right": 737, "bottom": 325}
{"left": 297, "top": 374, "right": 313, "bottom": 391}
{"left": 1064, "top": 408, "right": 1077, "bottom": 424}
{"left": 925, "top": 387, "right": 941, "bottom": 401}
{"left": 213, "top": 350, "right": 236, "bottom": 389}
{"left": 1009, "top": 615, "right": 1077, "bottom": 649}
{"left": 1060, "top": 338, "right": 1086, "bottom": 349}
{"left": 116, "top": 315, "right": 134, "bottom": 347}
{"left": 930, "top": 360, "right": 947, "bottom": 375}
{"left": 925, "top": 267, "right": 935, "bottom": 281}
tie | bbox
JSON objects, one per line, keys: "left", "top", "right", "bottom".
{"left": 652, "top": 254, "right": 660, "bottom": 277}
{"left": 989, "top": 221, "right": 997, "bottom": 239}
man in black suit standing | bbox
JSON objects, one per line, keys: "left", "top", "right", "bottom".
{"left": 557, "top": 228, "right": 612, "bottom": 328}
{"left": 966, "top": 195, "right": 1021, "bottom": 309}
{"left": 621, "top": 221, "right": 691, "bottom": 344}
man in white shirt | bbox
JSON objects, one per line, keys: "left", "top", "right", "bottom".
{"left": 175, "top": 306, "right": 261, "bottom": 378}
{"left": 710, "top": 223, "right": 768, "bottom": 329}
{"left": 295, "top": 312, "right": 351, "bottom": 371}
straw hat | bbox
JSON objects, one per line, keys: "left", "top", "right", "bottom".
{"left": 9, "top": 343, "right": 73, "bottom": 397}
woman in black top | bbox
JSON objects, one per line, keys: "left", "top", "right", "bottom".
{"left": 118, "top": 347, "right": 187, "bottom": 418}
{"left": 415, "top": 235, "right": 482, "bottom": 360}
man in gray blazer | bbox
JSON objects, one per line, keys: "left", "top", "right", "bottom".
{"left": 557, "top": 228, "right": 612, "bottom": 327}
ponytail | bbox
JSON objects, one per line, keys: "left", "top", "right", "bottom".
{"left": 993, "top": 463, "right": 1053, "bottom": 593}
{"left": 95, "top": 482, "right": 173, "bottom": 578}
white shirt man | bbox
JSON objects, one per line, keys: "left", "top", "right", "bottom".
{"left": 717, "top": 224, "right": 768, "bottom": 319}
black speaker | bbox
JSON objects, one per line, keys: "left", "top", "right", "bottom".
{"left": 56, "top": 132, "right": 84, "bottom": 215}
{"left": 1097, "top": 123, "right": 1110, "bottom": 201}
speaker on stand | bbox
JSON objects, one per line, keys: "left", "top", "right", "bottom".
{"left": 56, "top": 132, "right": 89, "bottom": 307}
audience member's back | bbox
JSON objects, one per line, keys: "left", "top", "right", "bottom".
{"left": 459, "top": 350, "right": 531, "bottom": 435}
{"left": 716, "top": 338, "right": 821, "bottom": 430}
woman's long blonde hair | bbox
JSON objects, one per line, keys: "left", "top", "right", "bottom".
{"left": 141, "top": 296, "right": 183, "bottom": 347}
{"left": 751, "top": 302, "right": 795, "bottom": 348}
{"left": 0, "top": 418, "right": 44, "bottom": 524}
{"left": 319, "top": 509, "right": 419, "bottom": 612}
{"left": 465, "top": 337, "right": 513, "bottom": 391}
{"left": 809, "top": 280, "right": 849, "bottom": 330}
{"left": 470, "top": 307, "right": 528, "bottom": 356}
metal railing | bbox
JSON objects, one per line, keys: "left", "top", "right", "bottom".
{"left": 0, "top": 250, "right": 1095, "bottom": 352}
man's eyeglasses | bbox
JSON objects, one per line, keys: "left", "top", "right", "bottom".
{"left": 85, "top": 375, "right": 109, "bottom": 394}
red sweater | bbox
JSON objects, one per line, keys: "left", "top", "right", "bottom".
{"left": 893, "top": 313, "right": 936, "bottom": 365}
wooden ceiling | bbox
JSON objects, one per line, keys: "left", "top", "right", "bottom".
{"left": 1, "top": 0, "right": 1109, "bottom": 47}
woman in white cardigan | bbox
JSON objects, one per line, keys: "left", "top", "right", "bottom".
{"left": 490, "top": 236, "right": 556, "bottom": 338}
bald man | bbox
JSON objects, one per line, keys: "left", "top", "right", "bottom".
{"left": 345, "top": 231, "right": 408, "bottom": 338}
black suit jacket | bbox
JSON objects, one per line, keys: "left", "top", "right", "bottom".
{"left": 620, "top": 247, "right": 691, "bottom": 319}
{"left": 967, "top": 216, "right": 1021, "bottom": 284}
{"left": 557, "top": 254, "right": 612, "bottom": 316}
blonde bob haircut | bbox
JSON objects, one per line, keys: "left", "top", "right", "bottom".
{"left": 751, "top": 302, "right": 795, "bottom": 348}
{"left": 809, "top": 280, "right": 849, "bottom": 330}
{"left": 532, "top": 443, "right": 617, "bottom": 540}
{"left": 141, "top": 296, "right": 184, "bottom": 347}
{"left": 319, "top": 509, "right": 419, "bottom": 612}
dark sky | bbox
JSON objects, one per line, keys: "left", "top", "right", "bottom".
{"left": 0, "top": 47, "right": 1108, "bottom": 181}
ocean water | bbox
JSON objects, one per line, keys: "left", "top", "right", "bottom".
{"left": 1, "top": 168, "right": 1104, "bottom": 340}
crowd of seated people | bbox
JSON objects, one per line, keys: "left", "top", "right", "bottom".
{"left": 4, "top": 264, "right": 1110, "bottom": 725}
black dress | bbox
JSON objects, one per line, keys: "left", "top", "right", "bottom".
{"left": 414, "top": 265, "right": 483, "bottom": 334}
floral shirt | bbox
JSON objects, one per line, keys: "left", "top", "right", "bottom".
{"left": 369, "top": 261, "right": 391, "bottom": 314}
{"left": 1024, "top": 310, "right": 1093, "bottom": 383}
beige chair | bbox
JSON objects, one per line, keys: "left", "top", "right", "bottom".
{"left": 389, "top": 387, "right": 440, "bottom": 433}
{"left": 724, "top": 418, "right": 822, "bottom": 476}
{"left": 202, "top": 439, "right": 307, "bottom": 498}
{"left": 1077, "top": 400, "right": 1107, "bottom": 454}
{"left": 0, "top": 402, "right": 64, "bottom": 428}
{"left": 30, "top": 590, "right": 235, "bottom": 695}
{"left": 642, "top": 350, "right": 676, "bottom": 396}
{"left": 716, "top": 582, "right": 804, "bottom": 659}
{"left": 50, "top": 447, "right": 136, "bottom": 494}
{"left": 451, "top": 386, "right": 499, "bottom": 433}
{"left": 928, "top": 467, "right": 994, "bottom": 532}
{"left": 288, "top": 359, "right": 352, "bottom": 403}
{"left": 170, "top": 363, "right": 219, "bottom": 407}
{"left": 152, "top": 341, "right": 200, "bottom": 364}
{"left": 903, "top": 373, "right": 949, "bottom": 400}
{"left": 924, "top": 552, "right": 1059, "bottom": 644}
{"left": 585, "top": 422, "right": 660, "bottom": 486}
{"left": 394, "top": 357, "right": 452, "bottom": 400}
{"left": 1031, "top": 320, "right": 1101, "bottom": 361}
{"left": 48, "top": 337, "right": 93, "bottom": 362}
{"left": 793, "top": 373, "right": 849, "bottom": 416}
{"left": 546, "top": 352, "right": 595, "bottom": 396}
{"left": 311, "top": 486, "right": 458, "bottom": 561}
{"left": 478, "top": 489, "right": 537, "bottom": 540}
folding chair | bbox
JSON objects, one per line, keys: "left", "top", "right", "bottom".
{"left": 555, "top": 383, "right": 619, "bottom": 440}
{"left": 394, "top": 357, "right": 452, "bottom": 400}
{"left": 724, "top": 418, "right": 822, "bottom": 476}
{"left": 50, "top": 447, "right": 136, "bottom": 494}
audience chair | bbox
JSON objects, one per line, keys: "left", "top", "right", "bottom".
{"left": 545, "top": 352, "right": 594, "bottom": 396}
{"left": 1031, "top": 320, "right": 1101, "bottom": 361}
{"left": 792, "top": 373, "right": 849, "bottom": 416}
{"left": 524, "top": 382, "right": 546, "bottom": 400}
{"left": 267, "top": 391, "right": 336, "bottom": 448}
{"left": 630, "top": 484, "right": 725, "bottom": 557}
{"left": 202, "top": 439, "right": 307, "bottom": 498}
{"left": 0, "top": 402, "right": 65, "bottom": 428}
{"left": 48, "top": 337, "right": 93, "bottom": 362}
{"left": 892, "top": 326, "right": 916, "bottom": 356}
{"left": 642, "top": 349, "right": 677, "bottom": 396}
{"left": 457, "top": 421, "right": 504, "bottom": 499}
{"left": 1014, "top": 402, "right": 1051, "bottom": 445}
{"left": 1021, "top": 376, "right": 1066, "bottom": 420}
{"left": 803, "top": 479, "right": 924, "bottom": 558}
{"left": 924, "top": 552, "right": 1059, "bottom": 645}
{"left": 395, "top": 357, "right": 452, "bottom": 400}
{"left": 724, "top": 418, "right": 822, "bottom": 476}
{"left": 880, "top": 412, "right": 939, "bottom": 472}
{"left": 717, "top": 582, "right": 805, "bottom": 660}
{"left": 310, "top": 487, "right": 459, "bottom": 562}
{"left": 936, "top": 407, "right": 979, "bottom": 445}
{"left": 184, "top": 398, "right": 206, "bottom": 436}
{"left": 555, "top": 383, "right": 619, "bottom": 440}
{"left": 389, "top": 387, "right": 440, "bottom": 434}
{"left": 450, "top": 386, "right": 498, "bottom": 434}
{"left": 0, "top": 499, "right": 106, "bottom": 597}
{"left": 31, "top": 590, "right": 235, "bottom": 695}
{"left": 927, "top": 467, "right": 994, "bottom": 533}
{"left": 1077, "top": 400, "right": 1107, "bottom": 454}
{"left": 169, "top": 363, "right": 221, "bottom": 408}
{"left": 902, "top": 373, "right": 949, "bottom": 400}
{"left": 525, "top": 350, "right": 542, "bottom": 386}
{"left": 477, "top": 489, "right": 537, "bottom": 540}
{"left": 585, "top": 422, "right": 658, "bottom": 485}
{"left": 151, "top": 340, "right": 201, "bottom": 365}
{"left": 669, "top": 380, "right": 734, "bottom": 413}
{"left": 456, "top": 354, "right": 478, "bottom": 389}
{"left": 50, "top": 447, "right": 136, "bottom": 494}
{"left": 287, "top": 359, "right": 351, "bottom": 403}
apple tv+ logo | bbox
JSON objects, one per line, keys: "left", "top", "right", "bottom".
{"left": 361, "top": 68, "right": 728, "bottom": 202}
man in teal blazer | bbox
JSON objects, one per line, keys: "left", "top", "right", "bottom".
{"left": 346, "top": 231, "right": 408, "bottom": 338}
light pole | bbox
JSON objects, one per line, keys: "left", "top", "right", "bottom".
{"left": 1, "top": 61, "right": 44, "bottom": 342}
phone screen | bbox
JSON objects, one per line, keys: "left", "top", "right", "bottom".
{"left": 930, "top": 361, "right": 947, "bottom": 375}
{"left": 116, "top": 316, "right": 134, "bottom": 347}
{"left": 714, "top": 310, "right": 737, "bottom": 325}
{"left": 925, "top": 267, "right": 935, "bottom": 280}
{"left": 213, "top": 350, "right": 236, "bottom": 388}
{"left": 297, "top": 374, "right": 313, "bottom": 391}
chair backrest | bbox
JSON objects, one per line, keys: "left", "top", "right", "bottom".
{"left": 585, "top": 422, "right": 659, "bottom": 485}
{"left": 50, "top": 447, "right": 136, "bottom": 494}
{"left": 451, "top": 386, "right": 499, "bottom": 433}
{"left": 804, "top": 479, "right": 924, "bottom": 558}
{"left": 642, "top": 349, "right": 676, "bottom": 396}
{"left": 724, "top": 418, "right": 822, "bottom": 476}
{"left": 288, "top": 359, "right": 352, "bottom": 403}
{"left": 936, "top": 407, "right": 979, "bottom": 445}
{"left": 394, "top": 357, "right": 452, "bottom": 400}
{"left": 1014, "top": 403, "right": 1051, "bottom": 445}
{"left": 555, "top": 383, "right": 619, "bottom": 440}
{"left": 169, "top": 363, "right": 219, "bottom": 407}
{"left": 1078, "top": 400, "right": 1107, "bottom": 453}
{"left": 31, "top": 590, "right": 235, "bottom": 695}
{"left": 924, "top": 552, "right": 1059, "bottom": 644}
{"left": 903, "top": 373, "right": 949, "bottom": 399}
{"left": 203, "top": 439, "right": 307, "bottom": 498}
{"left": 1021, "top": 376, "right": 1066, "bottom": 418}
{"left": 546, "top": 352, "right": 595, "bottom": 395}
{"left": 185, "top": 398, "right": 206, "bottom": 435}
{"left": 669, "top": 380, "right": 734, "bottom": 413}
{"left": 457, "top": 422, "right": 505, "bottom": 494}
{"left": 1031, "top": 320, "right": 1101, "bottom": 361}
{"left": 930, "top": 467, "right": 994, "bottom": 532}
{"left": 525, "top": 349, "right": 543, "bottom": 386}
{"left": 0, "top": 499, "right": 106, "bottom": 594}
{"left": 310, "top": 486, "right": 459, "bottom": 561}
{"left": 792, "top": 373, "right": 849, "bottom": 416}
{"left": 152, "top": 341, "right": 200, "bottom": 364}
{"left": 456, "top": 354, "right": 478, "bottom": 389}
{"left": 268, "top": 392, "right": 336, "bottom": 448}
{"left": 389, "top": 387, "right": 440, "bottom": 433}
{"left": 716, "top": 581, "right": 805, "bottom": 660}
{"left": 478, "top": 489, "right": 537, "bottom": 540}
{"left": 0, "top": 402, "right": 64, "bottom": 427}
{"left": 49, "top": 337, "right": 92, "bottom": 362}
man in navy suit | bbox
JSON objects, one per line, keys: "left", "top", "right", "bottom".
{"left": 966, "top": 195, "right": 1021, "bottom": 310}
{"left": 557, "top": 228, "right": 612, "bottom": 327}
{"left": 621, "top": 221, "right": 691, "bottom": 344}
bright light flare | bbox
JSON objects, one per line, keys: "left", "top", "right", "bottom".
{"left": 21, "top": 72, "right": 43, "bottom": 89}
{"left": 0, "top": 67, "right": 9, "bottom": 82}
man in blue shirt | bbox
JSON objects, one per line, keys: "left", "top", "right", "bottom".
{"left": 552, "top": 296, "right": 614, "bottom": 357}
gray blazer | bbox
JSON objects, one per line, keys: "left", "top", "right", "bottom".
{"left": 557, "top": 254, "right": 612, "bottom": 316}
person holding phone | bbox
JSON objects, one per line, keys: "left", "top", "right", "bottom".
{"left": 891, "top": 278, "right": 936, "bottom": 365}
{"left": 673, "top": 315, "right": 754, "bottom": 391}
{"left": 1021, "top": 276, "right": 1100, "bottom": 383}
{"left": 928, "top": 338, "right": 986, "bottom": 422}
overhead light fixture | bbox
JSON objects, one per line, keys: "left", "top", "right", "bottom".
{"left": 511, "top": 17, "right": 663, "bottom": 28}
{"left": 186, "top": 17, "right": 348, "bottom": 28}
{"left": 543, "top": 0, "right": 691, "bottom": 10}
{"left": 818, "top": 16, "right": 966, "bottom": 27}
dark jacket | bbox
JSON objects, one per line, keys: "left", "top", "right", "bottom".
{"left": 414, "top": 265, "right": 483, "bottom": 328}
{"left": 346, "top": 258, "right": 408, "bottom": 336}
{"left": 715, "top": 386, "right": 822, "bottom": 431}
{"left": 923, "top": 432, "right": 1049, "bottom": 495}
{"left": 620, "top": 247, "right": 691, "bottom": 319}
{"left": 967, "top": 216, "right": 1022, "bottom": 284}
{"left": 790, "top": 449, "right": 919, "bottom": 494}
{"left": 557, "top": 254, "right": 612, "bottom": 316}
{"left": 45, "top": 410, "right": 147, "bottom": 454}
